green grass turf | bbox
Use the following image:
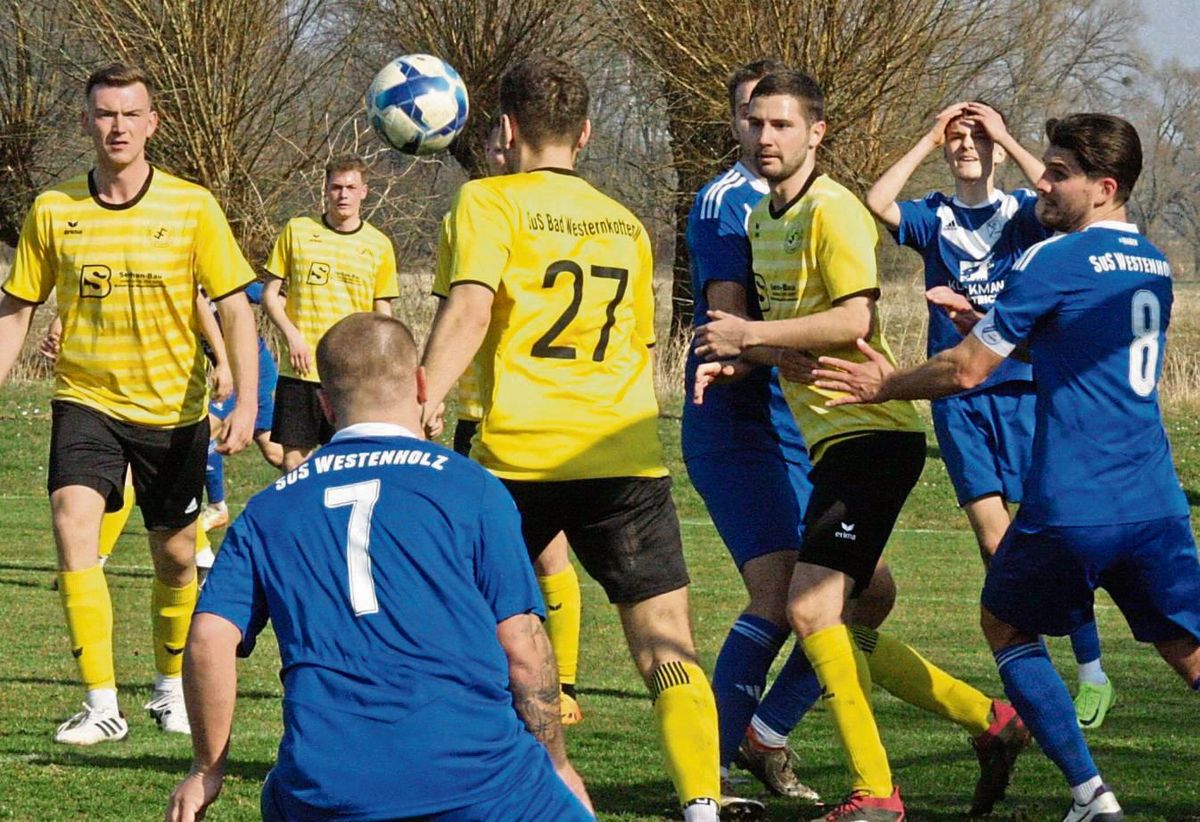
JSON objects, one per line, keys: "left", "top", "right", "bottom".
{"left": 1, "top": 384, "right": 1198, "bottom": 820}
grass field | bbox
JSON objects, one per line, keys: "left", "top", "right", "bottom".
{"left": 2, "top": 380, "right": 1200, "bottom": 822}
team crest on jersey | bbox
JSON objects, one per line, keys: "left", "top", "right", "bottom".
{"left": 784, "top": 227, "right": 803, "bottom": 254}
{"left": 149, "top": 225, "right": 170, "bottom": 246}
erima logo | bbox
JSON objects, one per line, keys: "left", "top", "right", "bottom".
{"left": 547, "top": 603, "right": 563, "bottom": 612}
{"left": 65, "top": 220, "right": 83, "bottom": 236}
{"left": 835, "top": 522, "right": 857, "bottom": 541}
{"left": 185, "top": 498, "right": 199, "bottom": 514}
{"left": 164, "top": 645, "right": 185, "bottom": 657}
{"left": 72, "top": 647, "right": 84, "bottom": 658}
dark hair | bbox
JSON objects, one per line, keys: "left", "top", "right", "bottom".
{"left": 86, "top": 63, "right": 153, "bottom": 103}
{"left": 748, "top": 70, "right": 825, "bottom": 123}
{"left": 325, "top": 156, "right": 368, "bottom": 184}
{"left": 1045, "top": 114, "right": 1142, "bottom": 205}
{"left": 499, "top": 57, "right": 589, "bottom": 149}
{"left": 726, "top": 58, "right": 790, "bottom": 116}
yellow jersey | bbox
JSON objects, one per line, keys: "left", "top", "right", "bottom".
{"left": 432, "top": 213, "right": 484, "bottom": 422}
{"left": 3, "top": 168, "right": 254, "bottom": 427}
{"left": 446, "top": 169, "right": 665, "bottom": 481}
{"left": 749, "top": 173, "right": 923, "bottom": 457}
{"left": 265, "top": 215, "right": 399, "bottom": 383}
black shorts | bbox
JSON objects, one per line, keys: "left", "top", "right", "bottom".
{"left": 453, "top": 418, "right": 479, "bottom": 457}
{"left": 49, "top": 400, "right": 210, "bottom": 531}
{"left": 799, "top": 431, "right": 926, "bottom": 596}
{"left": 270, "top": 376, "right": 334, "bottom": 449}
{"left": 501, "top": 476, "right": 690, "bottom": 604}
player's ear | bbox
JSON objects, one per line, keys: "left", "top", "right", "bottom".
{"left": 501, "top": 114, "right": 516, "bottom": 150}
{"left": 317, "top": 389, "right": 337, "bottom": 428}
{"left": 993, "top": 143, "right": 1008, "bottom": 164}
{"left": 414, "top": 365, "right": 428, "bottom": 406}
{"left": 808, "top": 119, "right": 827, "bottom": 151}
{"left": 576, "top": 119, "right": 592, "bottom": 153}
{"left": 146, "top": 108, "right": 158, "bottom": 139}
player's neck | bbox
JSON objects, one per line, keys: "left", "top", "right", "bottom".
{"left": 91, "top": 158, "right": 152, "bottom": 205}
{"left": 336, "top": 409, "right": 423, "bottom": 435}
{"left": 1073, "top": 202, "right": 1129, "bottom": 233}
{"left": 515, "top": 143, "right": 576, "bottom": 174}
{"left": 953, "top": 177, "right": 995, "bottom": 207}
{"left": 324, "top": 211, "right": 362, "bottom": 233}
{"left": 768, "top": 155, "right": 818, "bottom": 210}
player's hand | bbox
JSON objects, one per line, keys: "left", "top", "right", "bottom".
{"left": 555, "top": 762, "right": 595, "bottom": 815}
{"left": 811, "top": 338, "right": 895, "bottom": 406}
{"left": 210, "top": 362, "right": 234, "bottom": 402}
{"left": 927, "top": 102, "right": 969, "bottom": 147}
{"left": 962, "top": 102, "right": 1009, "bottom": 142}
{"left": 287, "top": 334, "right": 313, "bottom": 377}
{"left": 421, "top": 401, "right": 445, "bottom": 440}
{"left": 38, "top": 326, "right": 62, "bottom": 361}
{"left": 693, "top": 361, "right": 750, "bottom": 404}
{"left": 215, "top": 401, "right": 254, "bottom": 455}
{"left": 776, "top": 349, "right": 820, "bottom": 384}
{"left": 926, "top": 286, "right": 983, "bottom": 336}
{"left": 694, "top": 310, "right": 751, "bottom": 359}
{"left": 165, "top": 768, "right": 222, "bottom": 822}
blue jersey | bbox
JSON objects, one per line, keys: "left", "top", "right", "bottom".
{"left": 682, "top": 162, "right": 808, "bottom": 462}
{"left": 197, "top": 424, "right": 547, "bottom": 818}
{"left": 897, "top": 189, "right": 1049, "bottom": 391}
{"left": 973, "top": 221, "right": 1187, "bottom": 526}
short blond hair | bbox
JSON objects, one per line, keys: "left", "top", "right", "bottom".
{"left": 325, "top": 156, "right": 368, "bottom": 184}
{"left": 317, "top": 313, "right": 418, "bottom": 413}
{"left": 86, "top": 63, "right": 153, "bottom": 104}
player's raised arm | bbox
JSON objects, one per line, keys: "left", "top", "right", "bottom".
{"left": 420, "top": 282, "right": 494, "bottom": 436}
{"left": 964, "top": 102, "right": 1045, "bottom": 186}
{"left": 866, "top": 103, "right": 969, "bottom": 229}
{"left": 813, "top": 332, "right": 1004, "bottom": 405}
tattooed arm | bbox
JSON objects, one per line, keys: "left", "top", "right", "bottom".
{"left": 496, "top": 612, "right": 594, "bottom": 814}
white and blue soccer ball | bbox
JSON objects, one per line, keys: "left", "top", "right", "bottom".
{"left": 366, "top": 54, "right": 469, "bottom": 156}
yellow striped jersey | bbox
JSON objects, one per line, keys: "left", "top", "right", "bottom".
{"left": 265, "top": 215, "right": 399, "bottom": 383}
{"left": 432, "top": 213, "right": 483, "bottom": 422}
{"left": 3, "top": 168, "right": 254, "bottom": 427}
{"left": 749, "top": 173, "right": 923, "bottom": 457}
{"left": 446, "top": 169, "right": 665, "bottom": 481}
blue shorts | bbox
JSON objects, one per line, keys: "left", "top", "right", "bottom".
{"left": 932, "top": 382, "right": 1034, "bottom": 506}
{"left": 982, "top": 514, "right": 1200, "bottom": 643}
{"left": 685, "top": 447, "right": 813, "bottom": 570}
{"left": 260, "top": 745, "right": 594, "bottom": 821}
{"left": 207, "top": 338, "right": 278, "bottom": 435}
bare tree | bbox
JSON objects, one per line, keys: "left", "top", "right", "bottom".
{"left": 0, "top": 0, "right": 83, "bottom": 247}
{"left": 602, "top": 0, "right": 1145, "bottom": 331}
{"left": 347, "top": 0, "right": 593, "bottom": 181}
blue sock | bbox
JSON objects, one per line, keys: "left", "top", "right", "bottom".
{"left": 1192, "top": 675, "right": 1200, "bottom": 692}
{"left": 1069, "top": 620, "right": 1102, "bottom": 666}
{"left": 995, "top": 640, "right": 1098, "bottom": 786}
{"left": 205, "top": 440, "right": 226, "bottom": 505}
{"left": 754, "top": 642, "right": 823, "bottom": 740}
{"left": 712, "top": 614, "right": 788, "bottom": 767}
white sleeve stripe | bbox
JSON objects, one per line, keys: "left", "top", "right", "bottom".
{"left": 700, "top": 169, "right": 740, "bottom": 219}
{"left": 972, "top": 309, "right": 1016, "bottom": 357}
{"left": 1013, "top": 232, "right": 1067, "bottom": 272}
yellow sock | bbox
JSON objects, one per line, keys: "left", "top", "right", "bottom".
{"left": 152, "top": 578, "right": 198, "bottom": 677}
{"left": 195, "top": 524, "right": 211, "bottom": 554}
{"left": 853, "top": 625, "right": 992, "bottom": 736}
{"left": 58, "top": 565, "right": 116, "bottom": 691}
{"left": 98, "top": 482, "right": 136, "bottom": 560}
{"left": 649, "top": 660, "right": 720, "bottom": 806}
{"left": 803, "top": 624, "right": 892, "bottom": 797}
{"left": 537, "top": 565, "right": 581, "bottom": 690}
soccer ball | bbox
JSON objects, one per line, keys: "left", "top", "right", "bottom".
{"left": 366, "top": 54, "right": 469, "bottom": 156}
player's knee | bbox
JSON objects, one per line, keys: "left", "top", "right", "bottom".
{"left": 979, "top": 606, "right": 1026, "bottom": 652}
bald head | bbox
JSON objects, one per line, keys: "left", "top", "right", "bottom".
{"left": 316, "top": 313, "right": 422, "bottom": 428}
